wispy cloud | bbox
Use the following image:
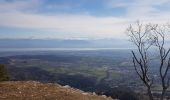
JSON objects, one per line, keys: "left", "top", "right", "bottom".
{"left": 107, "top": 0, "right": 170, "bottom": 17}
{"left": 0, "top": 11, "right": 129, "bottom": 38}
{"left": 0, "top": 0, "right": 170, "bottom": 39}
{"left": 0, "top": 0, "right": 129, "bottom": 39}
{"left": 0, "top": 0, "right": 40, "bottom": 12}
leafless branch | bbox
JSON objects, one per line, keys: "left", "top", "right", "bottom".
{"left": 127, "top": 21, "right": 170, "bottom": 100}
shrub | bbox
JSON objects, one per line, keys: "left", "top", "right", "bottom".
{"left": 0, "top": 64, "right": 9, "bottom": 81}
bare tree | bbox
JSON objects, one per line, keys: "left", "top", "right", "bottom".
{"left": 127, "top": 21, "right": 154, "bottom": 100}
{"left": 126, "top": 21, "right": 170, "bottom": 100}
{"left": 149, "top": 24, "right": 170, "bottom": 100}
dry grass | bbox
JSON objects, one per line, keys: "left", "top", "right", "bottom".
{"left": 0, "top": 81, "right": 113, "bottom": 100}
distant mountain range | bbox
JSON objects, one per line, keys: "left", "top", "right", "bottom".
{"left": 0, "top": 39, "right": 133, "bottom": 48}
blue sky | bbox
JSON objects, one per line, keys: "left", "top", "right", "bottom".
{"left": 0, "top": 0, "right": 170, "bottom": 39}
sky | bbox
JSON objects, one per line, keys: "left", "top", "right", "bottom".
{"left": 0, "top": 0, "right": 170, "bottom": 39}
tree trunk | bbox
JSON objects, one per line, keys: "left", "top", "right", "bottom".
{"left": 148, "top": 87, "right": 154, "bottom": 100}
{"left": 160, "top": 89, "right": 165, "bottom": 100}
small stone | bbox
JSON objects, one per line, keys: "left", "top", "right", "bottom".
{"left": 82, "top": 93, "right": 88, "bottom": 95}
{"left": 63, "top": 85, "right": 70, "bottom": 88}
